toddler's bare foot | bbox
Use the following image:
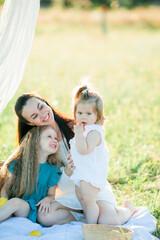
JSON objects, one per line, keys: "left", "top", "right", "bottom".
{"left": 123, "top": 200, "right": 138, "bottom": 216}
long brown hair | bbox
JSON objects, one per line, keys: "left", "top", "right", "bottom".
{"left": 14, "top": 93, "right": 74, "bottom": 148}
{"left": 0, "top": 126, "right": 64, "bottom": 199}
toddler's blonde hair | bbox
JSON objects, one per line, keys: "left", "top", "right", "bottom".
{"left": 73, "top": 84, "right": 105, "bottom": 125}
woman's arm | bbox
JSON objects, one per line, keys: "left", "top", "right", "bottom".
{"left": 74, "top": 125, "right": 101, "bottom": 155}
{"left": 64, "top": 151, "right": 75, "bottom": 177}
{"left": 57, "top": 150, "right": 76, "bottom": 192}
{"left": 57, "top": 167, "right": 75, "bottom": 192}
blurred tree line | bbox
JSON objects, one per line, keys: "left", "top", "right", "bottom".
{"left": 40, "top": 0, "right": 159, "bottom": 8}
{"left": 0, "top": 0, "right": 159, "bottom": 8}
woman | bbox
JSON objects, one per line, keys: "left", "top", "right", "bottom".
{"left": 14, "top": 92, "right": 118, "bottom": 227}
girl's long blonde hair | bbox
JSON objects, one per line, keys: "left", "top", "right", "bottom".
{"left": 0, "top": 126, "right": 64, "bottom": 199}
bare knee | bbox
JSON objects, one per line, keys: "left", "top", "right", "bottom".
{"left": 98, "top": 214, "right": 121, "bottom": 225}
{"left": 37, "top": 203, "right": 59, "bottom": 227}
{"left": 97, "top": 201, "right": 122, "bottom": 225}
{"left": 37, "top": 202, "right": 56, "bottom": 224}
{"left": 37, "top": 212, "right": 52, "bottom": 226}
{"left": 9, "top": 198, "right": 23, "bottom": 209}
{"left": 98, "top": 208, "right": 121, "bottom": 225}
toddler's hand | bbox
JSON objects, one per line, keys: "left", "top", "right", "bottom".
{"left": 36, "top": 197, "right": 51, "bottom": 215}
{"left": 74, "top": 124, "right": 84, "bottom": 135}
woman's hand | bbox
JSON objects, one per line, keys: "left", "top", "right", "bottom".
{"left": 36, "top": 197, "right": 51, "bottom": 215}
{"left": 67, "top": 120, "right": 76, "bottom": 131}
{"left": 64, "top": 150, "right": 75, "bottom": 177}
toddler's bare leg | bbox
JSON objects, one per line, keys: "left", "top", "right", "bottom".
{"left": 97, "top": 200, "right": 138, "bottom": 225}
{"left": 76, "top": 181, "right": 99, "bottom": 224}
{"left": 0, "top": 198, "right": 30, "bottom": 222}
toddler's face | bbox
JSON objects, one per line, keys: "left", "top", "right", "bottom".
{"left": 75, "top": 102, "right": 97, "bottom": 127}
{"left": 40, "top": 128, "right": 59, "bottom": 154}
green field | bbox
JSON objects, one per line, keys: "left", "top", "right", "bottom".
{"left": 0, "top": 7, "right": 160, "bottom": 237}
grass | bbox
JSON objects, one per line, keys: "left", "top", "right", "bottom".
{"left": 0, "top": 6, "right": 160, "bottom": 238}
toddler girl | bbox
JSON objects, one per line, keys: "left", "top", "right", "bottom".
{"left": 69, "top": 84, "right": 138, "bottom": 224}
{"left": 0, "top": 126, "right": 63, "bottom": 223}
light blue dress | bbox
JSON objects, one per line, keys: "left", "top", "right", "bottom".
{"left": 9, "top": 161, "right": 62, "bottom": 223}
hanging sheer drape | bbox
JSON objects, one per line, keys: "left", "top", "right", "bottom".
{"left": 0, "top": 0, "right": 40, "bottom": 114}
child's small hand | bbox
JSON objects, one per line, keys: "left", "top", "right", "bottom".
{"left": 36, "top": 197, "right": 51, "bottom": 215}
{"left": 74, "top": 124, "right": 84, "bottom": 135}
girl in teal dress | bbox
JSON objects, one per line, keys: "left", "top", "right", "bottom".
{"left": 0, "top": 126, "right": 64, "bottom": 223}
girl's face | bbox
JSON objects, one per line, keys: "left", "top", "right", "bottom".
{"left": 40, "top": 128, "right": 59, "bottom": 154}
{"left": 75, "top": 102, "right": 97, "bottom": 126}
{"left": 22, "top": 98, "right": 54, "bottom": 126}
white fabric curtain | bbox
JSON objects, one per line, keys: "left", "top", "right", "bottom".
{"left": 0, "top": 0, "right": 40, "bottom": 114}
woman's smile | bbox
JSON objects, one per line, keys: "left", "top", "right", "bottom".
{"left": 42, "top": 113, "right": 50, "bottom": 122}
{"left": 22, "top": 98, "right": 54, "bottom": 126}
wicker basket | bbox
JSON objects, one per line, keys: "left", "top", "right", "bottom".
{"left": 82, "top": 224, "right": 133, "bottom": 240}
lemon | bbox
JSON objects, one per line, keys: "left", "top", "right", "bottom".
{"left": 29, "top": 230, "right": 42, "bottom": 237}
{"left": 0, "top": 197, "right": 8, "bottom": 207}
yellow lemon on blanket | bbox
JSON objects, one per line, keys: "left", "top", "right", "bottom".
{"left": 0, "top": 197, "right": 8, "bottom": 207}
{"left": 29, "top": 230, "right": 42, "bottom": 237}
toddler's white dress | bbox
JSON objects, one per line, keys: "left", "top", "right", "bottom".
{"left": 70, "top": 124, "right": 109, "bottom": 190}
{"left": 53, "top": 131, "right": 116, "bottom": 221}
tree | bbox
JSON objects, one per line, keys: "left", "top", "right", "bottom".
{"left": 40, "top": 0, "right": 53, "bottom": 7}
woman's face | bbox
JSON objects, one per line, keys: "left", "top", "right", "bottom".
{"left": 22, "top": 97, "right": 54, "bottom": 126}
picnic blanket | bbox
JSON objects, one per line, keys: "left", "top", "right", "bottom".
{"left": 0, "top": 207, "right": 159, "bottom": 240}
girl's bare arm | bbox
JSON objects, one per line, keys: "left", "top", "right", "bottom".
{"left": 46, "top": 186, "right": 56, "bottom": 201}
